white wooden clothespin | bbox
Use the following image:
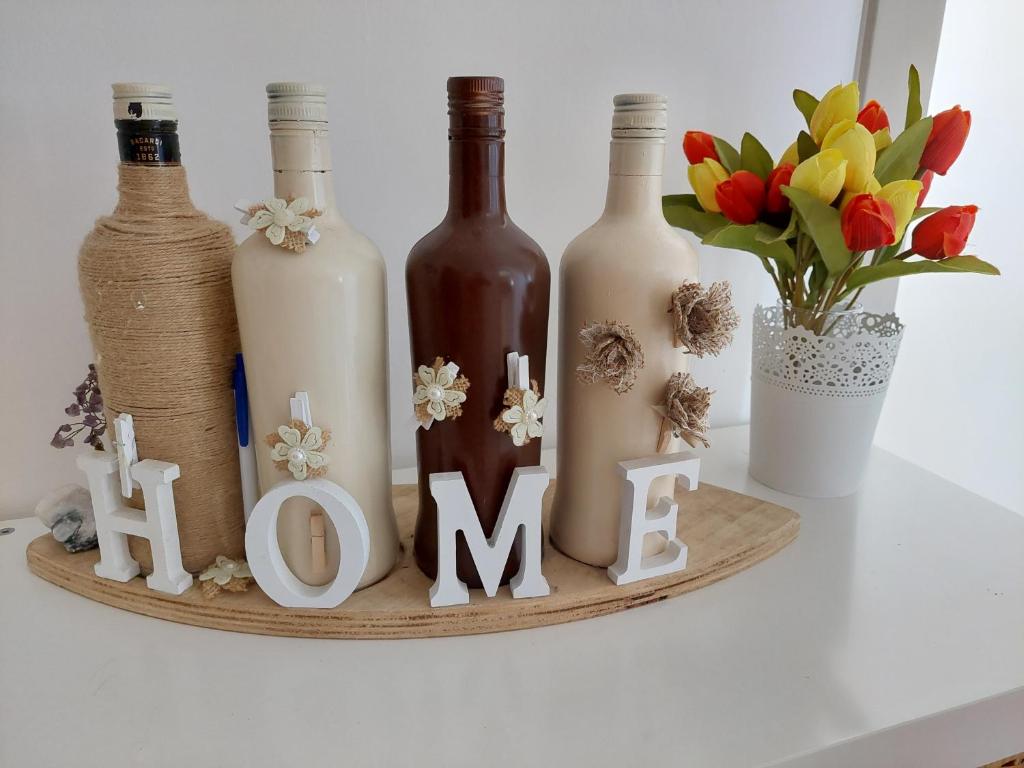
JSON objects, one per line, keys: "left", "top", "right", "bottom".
{"left": 290, "top": 391, "right": 312, "bottom": 425}
{"left": 506, "top": 351, "right": 530, "bottom": 390}
{"left": 113, "top": 413, "right": 138, "bottom": 498}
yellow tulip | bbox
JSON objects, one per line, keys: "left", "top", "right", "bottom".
{"left": 877, "top": 179, "right": 924, "bottom": 239}
{"left": 687, "top": 158, "right": 729, "bottom": 212}
{"left": 839, "top": 177, "right": 881, "bottom": 213}
{"left": 821, "top": 120, "right": 876, "bottom": 192}
{"left": 872, "top": 128, "right": 892, "bottom": 152}
{"left": 779, "top": 140, "right": 800, "bottom": 167}
{"left": 809, "top": 82, "right": 860, "bottom": 144}
{"left": 790, "top": 149, "right": 847, "bottom": 204}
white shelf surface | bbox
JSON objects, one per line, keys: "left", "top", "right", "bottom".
{"left": 1, "top": 426, "right": 1022, "bottom": 767}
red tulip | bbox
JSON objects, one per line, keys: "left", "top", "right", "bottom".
{"left": 920, "top": 106, "right": 971, "bottom": 175}
{"left": 714, "top": 170, "right": 765, "bottom": 225}
{"left": 918, "top": 170, "right": 933, "bottom": 207}
{"left": 857, "top": 100, "right": 890, "bottom": 133}
{"left": 765, "top": 163, "right": 795, "bottom": 214}
{"left": 683, "top": 131, "right": 719, "bottom": 165}
{"left": 911, "top": 205, "right": 978, "bottom": 260}
{"left": 841, "top": 193, "right": 896, "bottom": 251}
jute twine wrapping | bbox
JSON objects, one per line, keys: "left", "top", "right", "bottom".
{"left": 78, "top": 164, "right": 244, "bottom": 572}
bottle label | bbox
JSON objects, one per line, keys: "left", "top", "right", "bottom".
{"left": 115, "top": 119, "right": 181, "bottom": 165}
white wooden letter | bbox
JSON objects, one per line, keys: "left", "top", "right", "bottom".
{"left": 429, "top": 466, "right": 550, "bottom": 607}
{"left": 608, "top": 452, "right": 700, "bottom": 586}
{"left": 245, "top": 479, "right": 369, "bottom": 608}
{"left": 78, "top": 451, "right": 192, "bottom": 595}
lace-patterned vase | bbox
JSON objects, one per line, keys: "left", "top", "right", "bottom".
{"left": 749, "top": 303, "right": 904, "bottom": 497}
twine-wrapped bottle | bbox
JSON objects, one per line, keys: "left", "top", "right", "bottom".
{"left": 78, "top": 83, "right": 245, "bottom": 572}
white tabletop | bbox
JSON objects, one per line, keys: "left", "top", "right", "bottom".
{"left": 1, "top": 425, "right": 1022, "bottom": 768}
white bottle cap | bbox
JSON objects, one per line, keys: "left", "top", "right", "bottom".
{"left": 112, "top": 83, "right": 176, "bottom": 122}
{"left": 267, "top": 82, "right": 328, "bottom": 123}
{"left": 612, "top": 93, "right": 667, "bottom": 138}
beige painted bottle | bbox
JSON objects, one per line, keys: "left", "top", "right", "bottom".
{"left": 550, "top": 94, "right": 698, "bottom": 567}
{"left": 232, "top": 83, "right": 398, "bottom": 588}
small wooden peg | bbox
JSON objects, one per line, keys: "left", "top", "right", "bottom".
{"left": 657, "top": 416, "right": 674, "bottom": 453}
{"left": 310, "top": 511, "right": 327, "bottom": 575}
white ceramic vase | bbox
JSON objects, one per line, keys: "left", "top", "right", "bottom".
{"left": 748, "top": 303, "right": 904, "bottom": 498}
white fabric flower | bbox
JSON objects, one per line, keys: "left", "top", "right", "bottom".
{"left": 199, "top": 555, "right": 252, "bottom": 586}
{"left": 501, "top": 389, "right": 546, "bottom": 446}
{"left": 248, "top": 197, "right": 315, "bottom": 246}
{"left": 270, "top": 423, "right": 328, "bottom": 480}
{"left": 413, "top": 363, "right": 466, "bottom": 422}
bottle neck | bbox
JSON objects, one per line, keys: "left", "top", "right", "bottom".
{"left": 269, "top": 122, "right": 336, "bottom": 214}
{"left": 603, "top": 138, "right": 665, "bottom": 219}
{"left": 447, "top": 139, "right": 506, "bottom": 220}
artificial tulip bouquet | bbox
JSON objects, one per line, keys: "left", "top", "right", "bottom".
{"left": 664, "top": 66, "right": 998, "bottom": 334}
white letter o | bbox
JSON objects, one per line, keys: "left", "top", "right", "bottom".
{"left": 245, "top": 478, "right": 369, "bottom": 608}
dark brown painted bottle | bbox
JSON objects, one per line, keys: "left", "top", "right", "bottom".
{"left": 406, "top": 76, "right": 550, "bottom": 586}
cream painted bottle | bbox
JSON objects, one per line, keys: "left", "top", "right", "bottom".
{"left": 550, "top": 94, "right": 698, "bottom": 567}
{"left": 233, "top": 83, "right": 398, "bottom": 588}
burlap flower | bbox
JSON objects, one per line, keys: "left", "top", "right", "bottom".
{"left": 198, "top": 555, "right": 253, "bottom": 599}
{"left": 266, "top": 420, "right": 331, "bottom": 480}
{"left": 576, "top": 321, "right": 645, "bottom": 394}
{"left": 237, "top": 197, "right": 322, "bottom": 253}
{"left": 669, "top": 281, "right": 740, "bottom": 357}
{"left": 413, "top": 357, "right": 470, "bottom": 426}
{"left": 661, "top": 372, "right": 712, "bottom": 449}
{"left": 494, "top": 380, "right": 545, "bottom": 446}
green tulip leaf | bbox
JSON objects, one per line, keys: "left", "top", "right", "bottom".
{"left": 662, "top": 194, "right": 728, "bottom": 237}
{"left": 875, "top": 116, "right": 932, "bottom": 184}
{"left": 911, "top": 206, "right": 940, "bottom": 221}
{"left": 756, "top": 213, "right": 797, "bottom": 243}
{"left": 793, "top": 89, "right": 819, "bottom": 129}
{"left": 702, "top": 223, "right": 796, "bottom": 271}
{"left": 712, "top": 137, "right": 741, "bottom": 174}
{"left": 740, "top": 132, "right": 774, "bottom": 180}
{"left": 845, "top": 255, "right": 1000, "bottom": 291}
{"left": 780, "top": 185, "right": 852, "bottom": 275}
{"left": 797, "top": 131, "right": 819, "bottom": 162}
{"left": 905, "top": 64, "right": 922, "bottom": 129}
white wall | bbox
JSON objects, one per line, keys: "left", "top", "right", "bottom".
{"left": 875, "top": 0, "right": 1024, "bottom": 514}
{"left": 0, "top": 0, "right": 864, "bottom": 518}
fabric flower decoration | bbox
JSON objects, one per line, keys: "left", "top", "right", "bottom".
{"left": 657, "top": 372, "right": 712, "bottom": 451}
{"left": 576, "top": 321, "right": 645, "bottom": 394}
{"left": 413, "top": 357, "right": 470, "bottom": 427}
{"left": 198, "top": 555, "right": 253, "bottom": 599}
{"left": 236, "top": 197, "right": 321, "bottom": 253}
{"left": 266, "top": 420, "right": 331, "bottom": 480}
{"left": 494, "top": 380, "right": 546, "bottom": 446}
{"left": 669, "top": 281, "right": 740, "bottom": 357}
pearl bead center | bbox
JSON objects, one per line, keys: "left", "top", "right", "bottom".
{"left": 273, "top": 209, "right": 295, "bottom": 227}
{"left": 288, "top": 447, "right": 306, "bottom": 464}
{"left": 427, "top": 384, "right": 444, "bottom": 402}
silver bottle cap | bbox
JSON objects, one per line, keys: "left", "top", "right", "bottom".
{"left": 612, "top": 93, "right": 667, "bottom": 138}
{"left": 267, "top": 82, "right": 328, "bottom": 123}
{"left": 112, "top": 83, "right": 176, "bottom": 122}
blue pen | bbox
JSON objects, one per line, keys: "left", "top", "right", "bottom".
{"left": 232, "top": 353, "right": 259, "bottom": 522}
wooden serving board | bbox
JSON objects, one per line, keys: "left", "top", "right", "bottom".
{"left": 26, "top": 480, "right": 798, "bottom": 639}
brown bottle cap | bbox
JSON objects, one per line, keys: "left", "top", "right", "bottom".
{"left": 448, "top": 76, "right": 504, "bottom": 139}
